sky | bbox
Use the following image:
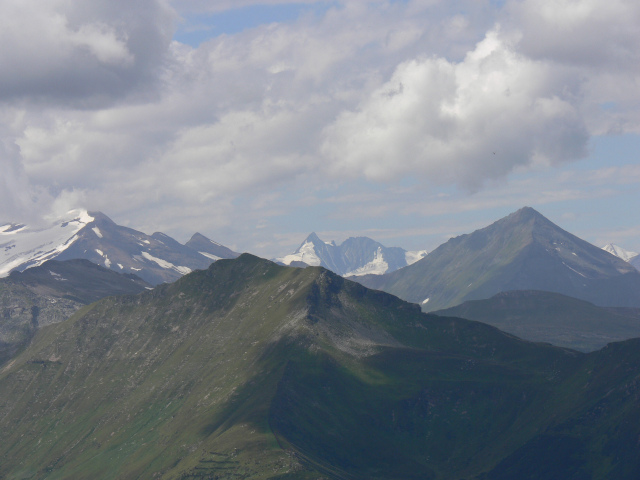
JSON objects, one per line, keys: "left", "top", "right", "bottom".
{"left": 1, "top": 0, "right": 639, "bottom": 258}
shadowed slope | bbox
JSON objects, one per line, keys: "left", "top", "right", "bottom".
{"left": 435, "top": 290, "right": 640, "bottom": 352}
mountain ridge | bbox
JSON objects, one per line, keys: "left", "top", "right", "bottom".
{"left": 275, "top": 232, "right": 427, "bottom": 276}
{"left": 0, "top": 209, "right": 239, "bottom": 285}
{"left": 434, "top": 289, "right": 640, "bottom": 352}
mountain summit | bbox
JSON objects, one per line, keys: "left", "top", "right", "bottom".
{"left": 0, "top": 209, "right": 239, "bottom": 285}
{"left": 355, "top": 207, "right": 640, "bottom": 311}
{"left": 275, "top": 232, "right": 427, "bottom": 276}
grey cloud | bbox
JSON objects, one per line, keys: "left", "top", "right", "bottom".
{"left": 0, "top": 0, "right": 175, "bottom": 107}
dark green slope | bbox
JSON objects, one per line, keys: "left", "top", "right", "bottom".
{"left": 1, "top": 255, "right": 640, "bottom": 479}
{"left": 355, "top": 207, "right": 640, "bottom": 311}
{"left": 0, "top": 259, "right": 150, "bottom": 364}
{"left": 435, "top": 290, "right": 640, "bottom": 352}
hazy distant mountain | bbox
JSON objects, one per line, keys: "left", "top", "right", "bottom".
{"left": 0, "top": 259, "right": 150, "bottom": 364}
{"left": 602, "top": 243, "right": 639, "bottom": 262}
{"left": 275, "top": 232, "right": 427, "bottom": 276}
{"left": 0, "top": 209, "right": 238, "bottom": 285}
{"left": 355, "top": 207, "right": 640, "bottom": 311}
{"left": 185, "top": 232, "right": 240, "bottom": 260}
{"left": 2, "top": 254, "right": 640, "bottom": 479}
{"left": 435, "top": 290, "right": 640, "bottom": 352}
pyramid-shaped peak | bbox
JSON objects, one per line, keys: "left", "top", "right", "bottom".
{"left": 187, "top": 232, "right": 223, "bottom": 247}
{"left": 189, "top": 232, "right": 210, "bottom": 242}
{"left": 304, "top": 232, "right": 325, "bottom": 244}
{"left": 510, "top": 206, "right": 547, "bottom": 221}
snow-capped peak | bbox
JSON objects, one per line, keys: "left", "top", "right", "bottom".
{"left": 0, "top": 209, "right": 95, "bottom": 277}
{"left": 602, "top": 243, "right": 639, "bottom": 263}
{"left": 278, "top": 239, "right": 322, "bottom": 266}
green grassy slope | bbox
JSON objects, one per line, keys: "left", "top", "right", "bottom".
{"left": 0, "top": 255, "right": 639, "bottom": 479}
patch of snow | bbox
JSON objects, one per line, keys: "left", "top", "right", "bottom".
{"left": 602, "top": 243, "right": 639, "bottom": 263}
{"left": 48, "top": 270, "right": 67, "bottom": 282}
{"left": 278, "top": 240, "right": 322, "bottom": 266}
{"left": 345, "top": 247, "right": 389, "bottom": 276}
{"left": 0, "top": 224, "right": 27, "bottom": 235}
{"left": 562, "top": 262, "right": 587, "bottom": 278}
{"left": 118, "top": 263, "right": 124, "bottom": 269}
{"left": 95, "top": 249, "right": 104, "bottom": 257}
{"left": 141, "top": 251, "right": 192, "bottom": 275}
{"left": 405, "top": 250, "right": 428, "bottom": 265}
{"left": 422, "top": 298, "right": 430, "bottom": 304}
{"left": 104, "top": 257, "right": 111, "bottom": 268}
{"left": 131, "top": 267, "right": 142, "bottom": 271}
{"left": 92, "top": 227, "right": 103, "bottom": 238}
{"left": 199, "top": 251, "right": 221, "bottom": 261}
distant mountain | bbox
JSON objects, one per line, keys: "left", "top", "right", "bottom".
{"left": 0, "top": 209, "right": 239, "bottom": 285}
{"left": 355, "top": 207, "right": 640, "bottom": 311}
{"left": 2, "top": 255, "right": 640, "bottom": 478}
{"left": 434, "top": 290, "right": 640, "bottom": 352}
{"left": 275, "top": 232, "right": 427, "bottom": 276}
{"left": 185, "top": 232, "right": 240, "bottom": 260}
{"left": 0, "top": 259, "right": 150, "bottom": 364}
{"left": 602, "top": 243, "right": 639, "bottom": 263}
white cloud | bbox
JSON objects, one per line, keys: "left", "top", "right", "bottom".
{"left": 321, "top": 28, "right": 589, "bottom": 189}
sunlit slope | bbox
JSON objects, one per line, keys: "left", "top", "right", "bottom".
{"left": 1, "top": 255, "right": 639, "bottom": 479}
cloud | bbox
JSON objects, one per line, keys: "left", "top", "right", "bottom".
{"left": 321, "top": 27, "right": 590, "bottom": 190}
{"left": 0, "top": 0, "right": 175, "bottom": 106}
{"left": 1, "top": 0, "right": 639, "bottom": 254}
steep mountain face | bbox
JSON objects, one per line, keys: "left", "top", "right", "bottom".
{"left": 275, "top": 232, "right": 427, "bottom": 276}
{"left": 356, "top": 207, "right": 640, "bottom": 311}
{"left": 0, "top": 209, "right": 238, "bottom": 285}
{"left": 2, "top": 255, "right": 640, "bottom": 479}
{"left": 0, "top": 259, "right": 150, "bottom": 364}
{"left": 435, "top": 290, "right": 640, "bottom": 352}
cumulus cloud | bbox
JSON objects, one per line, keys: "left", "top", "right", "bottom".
{"left": 321, "top": 28, "right": 590, "bottom": 189}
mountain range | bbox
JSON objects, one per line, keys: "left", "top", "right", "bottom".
{"left": 275, "top": 232, "right": 427, "bottom": 276}
{"left": 355, "top": 207, "right": 640, "bottom": 311}
{"left": 0, "top": 209, "right": 239, "bottom": 285}
{"left": 2, "top": 254, "right": 640, "bottom": 478}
